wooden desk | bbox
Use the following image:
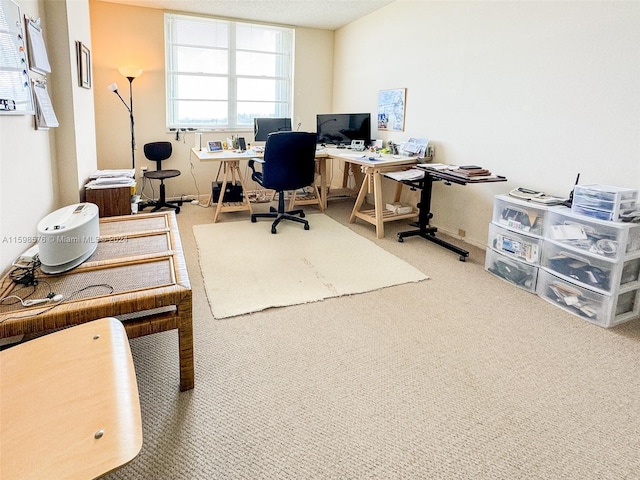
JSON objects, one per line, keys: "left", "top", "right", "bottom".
{"left": 192, "top": 147, "right": 417, "bottom": 238}
{"left": 0, "top": 211, "right": 194, "bottom": 391}
{"left": 191, "top": 148, "right": 329, "bottom": 220}
{"left": 0, "top": 317, "right": 143, "bottom": 480}
{"left": 326, "top": 150, "right": 418, "bottom": 239}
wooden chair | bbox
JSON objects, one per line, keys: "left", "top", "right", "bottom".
{"left": 0, "top": 318, "right": 143, "bottom": 479}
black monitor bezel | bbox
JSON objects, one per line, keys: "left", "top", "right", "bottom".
{"left": 315, "top": 113, "right": 371, "bottom": 146}
{"left": 253, "top": 117, "right": 293, "bottom": 142}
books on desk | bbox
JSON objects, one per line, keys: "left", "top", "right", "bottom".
{"left": 416, "top": 163, "right": 505, "bottom": 182}
{"left": 450, "top": 165, "right": 493, "bottom": 178}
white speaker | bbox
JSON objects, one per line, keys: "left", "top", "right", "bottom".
{"left": 195, "top": 132, "right": 202, "bottom": 150}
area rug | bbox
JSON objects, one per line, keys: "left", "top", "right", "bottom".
{"left": 193, "top": 214, "right": 428, "bottom": 319}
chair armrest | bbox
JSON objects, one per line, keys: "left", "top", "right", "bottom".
{"left": 248, "top": 158, "right": 265, "bottom": 184}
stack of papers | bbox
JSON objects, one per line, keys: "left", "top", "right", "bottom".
{"left": 415, "top": 163, "right": 454, "bottom": 171}
{"left": 385, "top": 169, "right": 425, "bottom": 181}
{"left": 89, "top": 169, "right": 135, "bottom": 179}
{"left": 86, "top": 169, "right": 136, "bottom": 189}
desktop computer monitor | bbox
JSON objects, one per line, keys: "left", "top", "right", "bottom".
{"left": 253, "top": 118, "right": 292, "bottom": 142}
{"left": 316, "top": 113, "right": 371, "bottom": 146}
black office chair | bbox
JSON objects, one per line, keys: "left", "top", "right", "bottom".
{"left": 139, "top": 142, "right": 183, "bottom": 214}
{"left": 248, "top": 131, "right": 317, "bottom": 233}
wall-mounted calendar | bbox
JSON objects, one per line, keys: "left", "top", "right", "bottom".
{"left": 0, "top": 0, "right": 34, "bottom": 115}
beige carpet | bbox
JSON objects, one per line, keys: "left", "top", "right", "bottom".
{"left": 99, "top": 202, "right": 640, "bottom": 480}
{"left": 193, "top": 214, "right": 428, "bottom": 318}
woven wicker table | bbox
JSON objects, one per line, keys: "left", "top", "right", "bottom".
{"left": 0, "top": 211, "right": 194, "bottom": 391}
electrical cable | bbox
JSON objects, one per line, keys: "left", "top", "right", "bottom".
{"left": 0, "top": 283, "right": 114, "bottom": 323}
{"left": 187, "top": 142, "right": 207, "bottom": 207}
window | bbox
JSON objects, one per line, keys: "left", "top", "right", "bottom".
{"left": 165, "top": 14, "right": 294, "bottom": 130}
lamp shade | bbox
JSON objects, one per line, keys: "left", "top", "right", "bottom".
{"left": 118, "top": 67, "right": 143, "bottom": 79}
{"left": 107, "top": 82, "right": 118, "bottom": 92}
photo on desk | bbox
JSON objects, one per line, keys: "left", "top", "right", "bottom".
{"left": 207, "top": 140, "right": 223, "bottom": 152}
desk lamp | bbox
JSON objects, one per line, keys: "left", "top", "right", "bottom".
{"left": 108, "top": 67, "right": 143, "bottom": 169}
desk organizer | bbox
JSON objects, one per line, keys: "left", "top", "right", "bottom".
{"left": 571, "top": 184, "right": 638, "bottom": 221}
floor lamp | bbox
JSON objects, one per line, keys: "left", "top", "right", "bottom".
{"left": 108, "top": 67, "right": 143, "bottom": 169}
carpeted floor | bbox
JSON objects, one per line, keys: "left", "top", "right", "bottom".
{"left": 193, "top": 214, "right": 427, "bottom": 318}
{"left": 103, "top": 200, "right": 640, "bottom": 480}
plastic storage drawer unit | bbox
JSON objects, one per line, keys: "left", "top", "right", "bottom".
{"left": 485, "top": 248, "right": 538, "bottom": 292}
{"left": 488, "top": 222, "right": 542, "bottom": 264}
{"left": 571, "top": 184, "right": 638, "bottom": 221}
{"left": 536, "top": 269, "right": 640, "bottom": 328}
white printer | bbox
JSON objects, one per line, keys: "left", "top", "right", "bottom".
{"left": 37, "top": 203, "right": 99, "bottom": 274}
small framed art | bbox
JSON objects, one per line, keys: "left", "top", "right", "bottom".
{"left": 76, "top": 41, "right": 91, "bottom": 89}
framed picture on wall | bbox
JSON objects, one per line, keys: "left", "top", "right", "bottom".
{"left": 76, "top": 41, "right": 91, "bottom": 89}
{"left": 378, "top": 88, "right": 406, "bottom": 131}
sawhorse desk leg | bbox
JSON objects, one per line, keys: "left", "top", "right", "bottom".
{"left": 213, "top": 160, "right": 253, "bottom": 223}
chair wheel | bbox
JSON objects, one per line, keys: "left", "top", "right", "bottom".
{"left": 271, "top": 227, "right": 277, "bottom": 234}
{"left": 300, "top": 212, "right": 305, "bottom": 218}
{"left": 251, "top": 217, "right": 257, "bottom": 223}
{"left": 175, "top": 207, "right": 180, "bottom": 214}
{"left": 304, "top": 224, "right": 309, "bottom": 230}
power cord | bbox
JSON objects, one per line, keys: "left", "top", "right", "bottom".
{"left": 0, "top": 283, "right": 114, "bottom": 323}
{"left": 187, "top": 143, "right": 206, "bottom": 206}
{"left": 9, "top": 257, "right": 41, "bottom": 286}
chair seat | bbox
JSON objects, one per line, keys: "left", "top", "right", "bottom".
{"left": 145, "top": 169, "right": 181, "bottom": 180}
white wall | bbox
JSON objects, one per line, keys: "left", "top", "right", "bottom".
{"left": 90, "top": 0, "right": 334, "bottom": 201}
{"left": 332, "top": 0, "right": 640, "bottom": 247}
{"left": 0, "top": 0, "right": 56, "bottom": 273}
{"left": 0, "top": 0, "right": 96, "bottom": 274}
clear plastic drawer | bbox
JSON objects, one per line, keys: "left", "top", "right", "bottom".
{"left": 485, "top": 247, "right": 538, "bottom": 292}
{"left": 492, "top": 195, "right": 547, "bottom": 237}
{"left": 488, "top": 222, "right": 542, "bottom": 265}
{"left": 545, "top": 208, "right": 640, "bottom": 261}
{"left": 537, "top": 269, "right": 640, "bottom": 328}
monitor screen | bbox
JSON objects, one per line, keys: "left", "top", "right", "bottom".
{"left": 316, "top": 113, "right": 371, "bottom": 146}
{"left": 253, "top": 117, "right": 292, "bottom": 142}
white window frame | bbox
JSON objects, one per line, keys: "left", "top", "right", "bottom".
{"left": 165, "top": 13, "right": 294, "bottom": 131}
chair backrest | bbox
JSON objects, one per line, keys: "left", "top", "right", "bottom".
{"left": 261, "top": 132, "right": 317, "bottom": 191}
{"left": 144, "top": 142, "right": 172, "bottom": 171}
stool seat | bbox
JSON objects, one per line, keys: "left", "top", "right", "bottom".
{"left": 144, "top": 169, "right": 181, "bottom": 180}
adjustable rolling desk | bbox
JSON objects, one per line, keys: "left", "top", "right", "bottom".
{"left": 393, "top": 167, "right": 507, "bottom": 261}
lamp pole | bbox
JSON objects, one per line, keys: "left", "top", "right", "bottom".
{"left": 108, "top": 67, "right": 142, "bottom": 170}
{"left": 126, "top": 76, "right": 136, "bottom": 170}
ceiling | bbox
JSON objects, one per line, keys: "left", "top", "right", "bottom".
{"left": 99, "top": 0, "right": 397, "bottom": 30}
